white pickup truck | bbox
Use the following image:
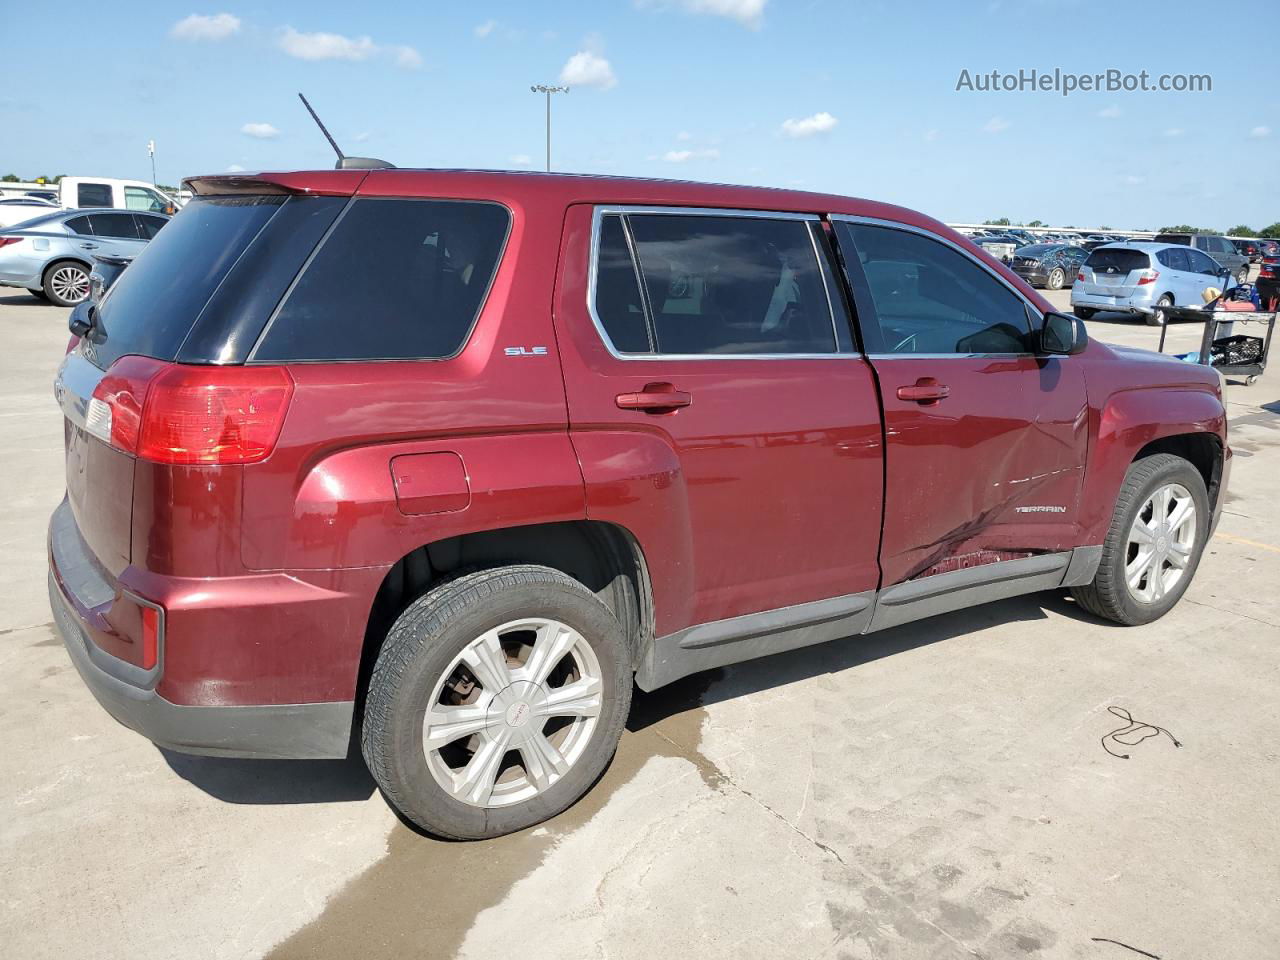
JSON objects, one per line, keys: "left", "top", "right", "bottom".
{"left": 0, "top": 177, "right": 178, "bottom": 229}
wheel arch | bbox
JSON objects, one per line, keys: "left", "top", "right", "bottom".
{"left": 354, "top": 519, "right": 653, "bottom": 722}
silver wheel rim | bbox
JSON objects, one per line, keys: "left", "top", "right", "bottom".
{"left": 423, "top": 618, "right": 603, "bottom": 808}
{"left": 1049, "top": 268, "right": 1063, "bottom": 288}
{"left": 50, "top": 266, "right": 89, "bottom": 303}
{"left": 1125, "top": 482, "right": 1196, "bottom": 604}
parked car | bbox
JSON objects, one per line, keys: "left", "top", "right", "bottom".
{"left": 88, "top": 254, "right": 134, "bottom": 303}
{"left": 0, "top": 208, "right": 169, "bottom": 305}
{"left": 974, "top": 234, "right": 1020, "bottom": 262}
{"left": 0, "top": 176, "right": 177, "bottom": 229}
{"left": 1009, "top": 243, "right": 1089, "bottom": 290}
{"left": 1072, "top": 242, "right": 1234, "bottom": 325}
{"left": 50, "top": 169, "right": 1231, "bottom": 840}
{"left": 1258, "top": 252, "right": 1279, "bottom": 309}
{"left": 0, "top": 196, "right": 58, "bottom": 211}
{"left": 1229, "top": 237, "right": 1262, "bottom": 262}
{"left": 1257, "top": 239, "right": 1279, "bottom": 258}
{"left": 1153, "top": 232, "right": 1250, "bottom": 285}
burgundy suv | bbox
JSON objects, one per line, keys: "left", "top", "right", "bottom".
{"left": 51, "top": 169, "right": 1230, "bottom": 839}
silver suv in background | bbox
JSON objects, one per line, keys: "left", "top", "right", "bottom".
{"left": 1071, "top": 242, "right": 1234, "bottom": 325}
{"left": 1153, "top": 232, "right": 1250, "bottom": 284}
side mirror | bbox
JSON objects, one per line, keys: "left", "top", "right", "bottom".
{"left": 164, "top": 204, "right": 176, "bottom": 215}
{"left": 68, "top": 302, "right": 93, "bottom": 338}
{"left": 1040, "top": 311, "right": 1087, "bottom": 356}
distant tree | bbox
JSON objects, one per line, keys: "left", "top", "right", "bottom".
{"left": 1228, "top": 224, "right": 1257, "bottom": 237}
{"left": 1027, "top": 220, "right": 1044, "bottom": 227}
{"left": 1099, "top": 225, "right": 1113, "bottom": 230}
{"left": 1, "top": 174, "right": 18, "bottom": 182}
{"left": 1259, "top": 222, "right": 1280, "bottom": 239}
{"left": 1159, "top": 224, "right": 1218, "bottom": 234}
{"left": 984, "top": 217, "right": 1011, "bottom": 226}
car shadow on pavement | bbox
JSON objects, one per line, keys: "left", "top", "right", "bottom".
{"left": 0, "top": 293, "right": 54, "bottom": 307}
{"left": 159, "top": 748, "right": 376, "bottom": 805}
{"left": 629, "top": 590, "right": 1080, "bottom": 732}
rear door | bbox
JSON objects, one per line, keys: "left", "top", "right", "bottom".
{"left": 831, "top": 217, "right": 1089, "bottom": 587}
{"left": 554, "top": 205, "right": 884, "bottom": 634}
{"left": 81, "top": 212, "right": 147, "bottom": 259}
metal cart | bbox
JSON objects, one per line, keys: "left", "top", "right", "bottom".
{"left": 1158, "top": 306, "right": 1276, "bottom": 385}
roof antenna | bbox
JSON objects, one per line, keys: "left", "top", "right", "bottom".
{"left": 297, "top": 92, "right": 395, "bottom": 171}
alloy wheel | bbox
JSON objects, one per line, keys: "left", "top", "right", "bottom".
{"left": 422, "top": 618, "right": 603, "bottom": 808}
{"left": 1124, "top": 482, "right": 1196, "bottom": 603}
{"left": 50, "top": 266, "right": 89, "bottom": 304}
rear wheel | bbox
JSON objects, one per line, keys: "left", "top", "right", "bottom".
{"left": 1236, "top": 266, "right": 1249, "bottom": 285}
{"left": 1074, "top": 306, "right": 1096, "bottom": 320}
{"left": 42, "top": 260, "right": 90, "bottom": 307}
{"left": 361, "top": 565, "right": 632, "bottom": 840}
{"left": 1072, "top": 453, "right": 1209, "bottom": 625}
{"left": 1046, "top": 267, "right": 1066, "bottom": 290}
{"left": 1147, "top": 294, "right": 1173, "bottom": 326}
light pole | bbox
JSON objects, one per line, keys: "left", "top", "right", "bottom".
{"left": 147, "top": 139, "right": 156, "bottom": 185}
{"left": 530, "top": 84, "right": 569, "bottom": 172}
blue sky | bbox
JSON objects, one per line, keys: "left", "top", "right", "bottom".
{"left": 3, "top": 0, "right": 1276, "bottom": 230}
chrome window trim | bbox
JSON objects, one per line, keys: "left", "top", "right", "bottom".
{"left": 587, "top": 205, "right": 861, "bottom": 362}
{"left": 828, "top": 213, "right": 1046, "bottom": 325}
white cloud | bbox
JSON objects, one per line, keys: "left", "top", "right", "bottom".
{"left": 1097, "top": 104, "right": 1122, "bottom": 118}
{"left": 278, "top": 26, "right": 421, "bottom": 68}
{"left": 475, "top": 19, "right": 497, "bottom": 38}
{"left": 352, "top": 131, "right": 371, "bottom": 143}
{"left": 640, "top": 0, "right": 767, "bottom": 29}
{"left": 226, "top": 163, "right": 246, "bottom": 172}
{"left": 982, "top": 116, "right": 1010, "bottom": 133}
{"left": 509, "top": 154, "right": 534, "bottom": 166}
{"left": 1125, "top": 175, "right": 1145, "bottom": 185}
{"left": 240, "top": 122, "right": 280, "bottom": 139}
{"left": 780, "top": 112, "right": 837, "bottom": 138}
{"left": 170, "top": 12, "right": 241, "bottom": 41}
{"left": 924, "top": 129, "right": 939, "bottom": 142}
{"left": 1249, "top": 125, "right": 1271, "bottom": 139}
{"left": 560, "top": 51, "right": 616, "bottom": 89}
{"left": 1163, "top": 127, "right": 1185, "bottom": 137}
{"left": 663, "top": 148, "right": 719, "bottom": 162}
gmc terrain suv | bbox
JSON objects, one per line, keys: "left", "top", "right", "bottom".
{"left": 51, "top": 169, "right": 1230, "bottom": 839}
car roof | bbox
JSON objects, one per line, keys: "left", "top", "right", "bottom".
{"left": 3, "top": 207, "right": 166, "bottom": 230}
{"left": 1091, "top": 241, "right": 1180, "bottom": 252}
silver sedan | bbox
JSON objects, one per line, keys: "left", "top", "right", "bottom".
{"left": 0, "top": 208, "right": 169, "bottom": 306}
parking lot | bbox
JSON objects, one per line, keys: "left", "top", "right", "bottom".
{"left": 2, "top": 283, "right": 1278, "bottom": 959}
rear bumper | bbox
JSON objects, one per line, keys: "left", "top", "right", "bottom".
{"left": 1070, "top": 286, "right": 1158, "bottom": 315}
{"left": 1011, "top": 267, "right": 1050, "bottom": 286}
{"left": 48, "top": 499, "right": 357, "bottom": 759}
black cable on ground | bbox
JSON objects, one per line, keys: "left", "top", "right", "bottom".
{"left": 1100, "top": 706, "right": 1181, "bottom": 760}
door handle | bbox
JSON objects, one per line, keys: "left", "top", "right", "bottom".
{"left": 79, "top": 243, "right": 98, "bottom": 250}
{"left": 615, "top": 382, "right": 692, "bottom": 413}
{"left": 897, "top": 378, "right": 950, "bottom": 404}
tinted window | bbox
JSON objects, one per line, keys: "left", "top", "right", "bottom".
{"left": 839, "top": 222, "right": 1031, "bottom": 355}
{"left": 124, "top": 186, "right": 168, "bottom": 212}
{"left": 1153, "top": 234, "right": 1191, "bottom": 246}
{"left": 624, "top": 214, "right": 836, "bottom": 356}
{"left": 135, "top": 214, "right": 167, "bottom": 239}
{"left": 1158, "top": 248, "right": 1190, "bottom": 271}
{"left": 87, "top": 213, "right": 141, "bottom": 240}
{"left": 64, "top": 216, "right": 94, "bottom": 235}
{"left": 91, "top": 196, "right": 286, "bottom": 369}
{"left": 1016, "top": 244, "right": 1056, "bottom": 257}
{"left": 1187, "top": 249, "right": 1221, "bottom": 274}
{"left": 255, "top": 198, "right": 510, "bottom": 362}
{"left": 77, "top": 183, "right": 113, "bottom": 207}
{"left": 1085, "top": 248, "right": 1151, "bottom": 273}
{"left": 593, "top": 215, "right": 651, "bottom": 353}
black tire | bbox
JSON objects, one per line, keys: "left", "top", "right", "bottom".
{"left": 42, "top": 260, "right": 90, "bottom": 307}
{"left": 26, "top": 287, "right": 49, "bottom": 301}
{"left": 1236, "top": 267, "right": 1249, "bottom": 285}
{"left": 1074, "top": 307, "right": 1096, "bottom": 320}
{"left": 361, "top": 564, "right": 632, "bottom": 840}
{"left": 1046, "top": 267, "right": 1066, "bottom": 290}
{"left": 1072, "top": 453, "right": 1209, "bottom": 626}
{"left": 1146, "top": 294, "right": 1173, "bottom": 326}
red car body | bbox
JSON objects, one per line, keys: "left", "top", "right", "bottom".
{"left": 49, "top": 169, "right": 1230, "bottom": 759}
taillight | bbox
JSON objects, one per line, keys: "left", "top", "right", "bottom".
{"left": 1136, "top": 269, "right": 1160, "bottom": 285}
{"left": 1077, "top": 272, "right": 1086, "bottom": 281}
{"left": 0, "top": 237, "right": 23, "bottom": 249}
{"left": 140, "top": 605, "right": 161, "bottom": 670}
{"left": 88, "top": 359, "right": 293, "bottom": 465}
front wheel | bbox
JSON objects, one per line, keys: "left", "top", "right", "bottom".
{"left": 361, "top": 565, "right": 632, "bottom": 840}
{"left": 1236, "top": 267, "right": 1249, "bottom": 285}
{"left": 1074, "top": 306, "right": 1096, "bottom": 320}
{"left": 1072, "top": 453, "right": 1209, "bottom": 625}
{"left": 27, "top": 287, "right": 49, "bottom": 302}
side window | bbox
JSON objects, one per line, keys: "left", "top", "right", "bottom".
{"left": 135, "top": 214, "right": 167, "bottom": 239}
{"left": 76, "top": 183, "right": 113, "bottom": 207}
{"left": 592, "top": 215, "right": 652, "bottom": 353}
{"left": 1159, "top": 248, "right": 1189, "bottom": 271}
{"left": 88, "top": 213, "right": 141, "bottom": 239}
{"left": 1187, "top": 249, "right": 1220, "bottom": 275}
{"left": 837, "top": 222, "right": 1032, "bottom": 355}
{"left": 65, "top": 216, "right": 94, "bottom": 235}
{"left": 623, "top": 214, "right": 837, "bottom": 356}
{"left": 254, "top": 198, "right": 510, "bottom": 362}
{"left": 124, "top": 186, "right": 167, "bottom": 212}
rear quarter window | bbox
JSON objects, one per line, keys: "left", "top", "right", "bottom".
{"left": 252, "top": 198, "right": 510, "bottom": 362}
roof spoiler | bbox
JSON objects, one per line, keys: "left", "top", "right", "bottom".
{"left": 299, "top": 93, "right": 395, "bottom": 171}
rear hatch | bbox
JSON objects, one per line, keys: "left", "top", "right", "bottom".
{"left": 1078, "top": 247, "right": 1152, "bottom": 298}
{"left": 54, "top": 176, "right": 358, "bottom": 576}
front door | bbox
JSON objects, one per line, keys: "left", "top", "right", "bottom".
{"left": 553, "top": 204, "right": 884, "bottom": 637}
{"left": 832, "top": 218, "right": 1089, "bottom": 587}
